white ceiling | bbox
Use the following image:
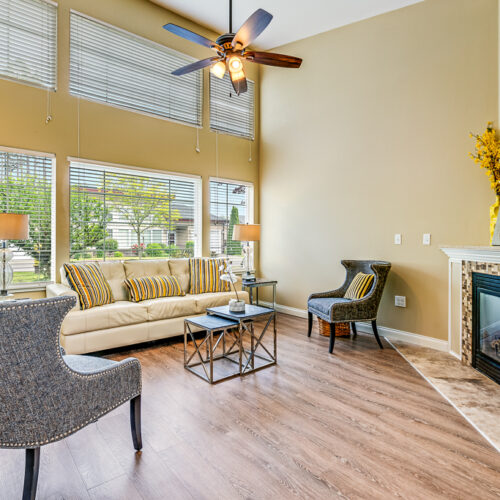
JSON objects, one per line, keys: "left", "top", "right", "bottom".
{"left": 150, "top": 0, "right": 423, "bottom": 50}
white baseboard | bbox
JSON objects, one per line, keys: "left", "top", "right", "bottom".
{"left": 261, "top": 301, "right": 449, "bottom": 352}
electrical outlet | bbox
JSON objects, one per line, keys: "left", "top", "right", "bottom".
{"left": 394, "top": 233, "right": 402, "bottom": 245}
{"left": 423, "top": 233, "right": 431, "bottom": 245}
{"left": 395, "top": 295, "right": 406, "bottom": 307}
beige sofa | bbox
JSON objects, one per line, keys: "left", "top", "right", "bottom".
{"left": 46, "top": 259, "right": 248, "bottom": 355}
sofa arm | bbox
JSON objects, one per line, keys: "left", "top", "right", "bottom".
{"left": 46, "top": 284, "right": 80, "bottom": 311}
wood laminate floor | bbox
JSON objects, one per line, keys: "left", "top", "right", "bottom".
{"left": 1, "top": 313, "right": 500, "bottom": 499}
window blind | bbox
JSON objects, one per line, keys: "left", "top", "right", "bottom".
{"left": 0, "top": 0, "right": 57, "bottom": 89}
{"left": 70, "top": 12, "right": 202, "bottom": 126}
{"left": 209, "top": 178, "right": 254, "bottom": 271}
{"left": 210, "top": 73, "right": 255, "bottom": 139}
{"left": 0, "top": 149, "right": 55, "bottom": 285}
{"left": 69, "top": 161, "right": 202, "bottom": 261}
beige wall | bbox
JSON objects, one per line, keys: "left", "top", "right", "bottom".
{"left": 0, "top": 0, "right": 259, "bottom": 299}
{"left": 259, "top": 0, "right": 497, "bottom": 340}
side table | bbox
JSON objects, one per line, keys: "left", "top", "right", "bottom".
{"left": 184, "top": 314, "right": 241, "bottom": 384}
{"left": 242, "top": 278, "right": 277, "bottom": 309}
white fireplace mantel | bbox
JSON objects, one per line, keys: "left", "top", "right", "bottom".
{"left": 440, "top": 246, "right": 500, "bottom": 359}
{"left": 441, "top": 246, "right": 500, "bottom": 264}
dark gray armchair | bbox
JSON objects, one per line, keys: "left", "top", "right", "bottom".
{"left": 307, "top": 260, "right": 391, "bottom": 353}
{"left": 0, "top": 297, "right": 142, "bottom": 500}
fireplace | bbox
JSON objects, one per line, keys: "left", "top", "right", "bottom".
{"left": 472, "top": 272, "right": 500, "bottom": 384}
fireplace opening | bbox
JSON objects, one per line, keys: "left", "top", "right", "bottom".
{"left": 472, "top": 272, "right": 500, "bottom": 384}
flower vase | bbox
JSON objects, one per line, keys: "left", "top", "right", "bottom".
{"left": 490, "top": 196, "right": 500, "bottom": 245}
{"left": 229, "top": 298, "right": 246, "bottom": 312}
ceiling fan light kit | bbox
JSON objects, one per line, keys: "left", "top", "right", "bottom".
{"left": 163, "top": 0, "right": 302, "bottom": 95}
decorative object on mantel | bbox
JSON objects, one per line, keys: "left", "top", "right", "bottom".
{"left": 0, "top": 213, "right": 29, "bottom": 299}
{"left": 220, "top": 261, "right": 245, "bottom": 312}
{"left": 233, "top": 223, "right": 260, "bottom": 281}
{"left": 469, "top": 122, "right": 500, "bottom": 245}
{"left": 162, "top": 0, "right": 302, "bottom": 95}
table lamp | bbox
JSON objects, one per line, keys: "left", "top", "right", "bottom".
{"left": 232, "top": 223, "right": 260, "bottom": 281}
{"left": 0, "top": 213, "right": 29, "bottom": 299}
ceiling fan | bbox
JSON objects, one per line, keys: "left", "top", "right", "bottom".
{"left": 162, "top": 0, "right": 302, "bottom": 95}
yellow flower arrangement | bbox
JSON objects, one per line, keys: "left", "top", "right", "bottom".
{"left": 470, "top": 122, "right": 500, "bottom": 194}
{"left": 470, "top": 122, "right": 500, "bottom": 243}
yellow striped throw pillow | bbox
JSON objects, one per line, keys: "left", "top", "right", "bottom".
{"left": 189, "top": 258, "right": 230, "bottom": 294}
{"left": 64, "top": 263, "right": 114, "bottom": 310}
{"left": 124, "top": 275, "right": 184, "bottom": 302}
{"left": 344, "top": 272, "right": 374, "bottom": 299}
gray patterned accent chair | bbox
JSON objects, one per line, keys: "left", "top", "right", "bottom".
{"left": 0, "top": 297, "right": 142, "bottom": 500}
{"left": 307, "top": 260, "right": 391, "bottom": 353}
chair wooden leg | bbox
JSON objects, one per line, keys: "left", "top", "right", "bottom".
{"left": 130, "top": 395, "right": 142, "bottom": 451}
{"left": 351, "top": 322, "right": 357, "bottom": 337}
{"left": 307, "top": 312, "right": 313, "bottom": 337}
{"left": 371, "top": 320, "right": 384, "bottom": 349}
{"left": 23, "top": 448, "right": 40, "bottom": 500}
{"left": 328, "top": 323, "right": 336, "bottom": 353}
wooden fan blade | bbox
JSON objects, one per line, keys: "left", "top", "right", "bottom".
{"left": 172, "top": 56, "right": 219, "bottom": 76}
{"left": 244, "top": 51, "right": 302, "bottom": 68}
{"left": 232, "top": 9, "right": 273, "bottom": 49}
{"left": 230, "top": 70, "right": 248, "bottom": 96}
{"left": 163, "top": 24, "right": 221, "bottom": 51}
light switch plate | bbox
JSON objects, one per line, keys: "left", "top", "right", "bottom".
{"left": 394, "top": 234, "right": 402, "bottom": 245}
{"left": 423, "top": 233, "right": 431, "bottom": 245}
{"left": 395, "top": 295, "right": 406, "bottom": 307}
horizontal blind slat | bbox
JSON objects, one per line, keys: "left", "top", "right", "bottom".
{"left": 70, "top": 12, "right": 202, "bottom": 126}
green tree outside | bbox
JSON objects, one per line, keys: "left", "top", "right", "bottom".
{"left": 227, "top": 206, "right": 242, "bottom": 255}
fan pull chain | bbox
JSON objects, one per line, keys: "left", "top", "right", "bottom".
{"left": 195, "top": 127, "right": 200, "bottom": 153}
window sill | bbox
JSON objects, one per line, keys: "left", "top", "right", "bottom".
{"left": 10, "top": 282, "right": 51, "bottom": 294}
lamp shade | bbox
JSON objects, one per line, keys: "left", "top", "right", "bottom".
{"left": 0, "top": 213, "right": 29, "bottom": 240}
{"left": 233, "top": 224, "right": 260, "bottom": 242}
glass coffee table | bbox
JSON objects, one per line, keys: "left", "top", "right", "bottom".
{"left": 184, "top": 304, "right": 276, "bottom": 384}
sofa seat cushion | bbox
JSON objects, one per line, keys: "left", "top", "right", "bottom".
{"left": 61, "top": 301, "right": 148, "bottom": 336}
{"left": 142, "top": 295, "right": 197, "bottom": 321}
{"left": 308, "top": 297, "right": 352, "bottom": 318}
{"left": 194, "top": 290, "right": 250, "bottom": 314}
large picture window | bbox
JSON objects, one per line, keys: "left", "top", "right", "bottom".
{"left": 0, "top": 148, "right": 55, "bottom": 287}
{"left": 70, "top": 11, "right": 202, "bottom": 126}
{"left": 69, "top": 160, "right": 202, "bottom": 261}
{"left": 210, "top": 73, "right": 255, "bottom": 139}
{"left": 209, "top": 178, "right": 254, "bottom": 271}
{"left": 0, "top": 0, "right": 57, "bottom": 89}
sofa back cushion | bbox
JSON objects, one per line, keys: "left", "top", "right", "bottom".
{"left": 64, "top": 263, "right": 114, "bottom": 310}
{"left": 124, "top": 259, "right": 171, "bottom": 280}
{"left": 98, "top": 261, "right": 128, "bottom": 302}
{"left": 168, "top": 259, "right": 190, "bottom": 294}
{"left": 189, "top": 258, "right": 230, "bottom": 294}
{"left": 125, "top": 275, "right": 185, "bottom": 302}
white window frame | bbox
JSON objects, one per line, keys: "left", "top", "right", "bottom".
{"left": 68, "top": 157, "right": 202, "bottom": 259}
{"left": 209, "top": 176, "right": 255, "bottom": 272}
{"left": 0, "top": 0, "right": 58, "bottom": 91}
{"left": 0, "top": 145, "right": 56, "bottom": 291}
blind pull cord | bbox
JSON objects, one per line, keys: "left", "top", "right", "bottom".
{"left": 248, "top": 140, "right": 252, "bottom": 163}
{"left": 195, "top": 127, "right": 200, "bottom": 153}
{"left": 45, "top": 89, "right": 52, "bottom": 124}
